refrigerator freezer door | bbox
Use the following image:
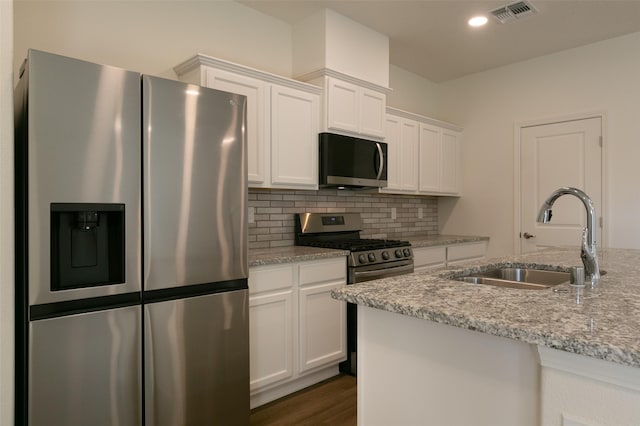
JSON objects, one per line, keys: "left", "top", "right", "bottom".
{"left": 29, "top": 305, "right": 141, "bottom": 425}
{"left": 144, "top": 289, "right": 249, "bottom": 425}
{"left": 142, "top": 76, "right": 248, "bottom": 291}
{"left": 20, "top": 50, "right": 142, "bottom": 305}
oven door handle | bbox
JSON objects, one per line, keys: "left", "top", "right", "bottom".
{"left": 353, "top": 263, "right": 414, "bottom": 282}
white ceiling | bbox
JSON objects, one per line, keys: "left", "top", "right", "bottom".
{"left": 239, "top": 0, "right": 640, "bottom": 83}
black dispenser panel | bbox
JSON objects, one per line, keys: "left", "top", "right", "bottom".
{"left": 51, "top": 203, "right": 125, "bottom": 291}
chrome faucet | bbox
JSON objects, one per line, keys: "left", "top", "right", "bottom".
{"left": 536, "top": 187, "right": 600, "bottom": 285}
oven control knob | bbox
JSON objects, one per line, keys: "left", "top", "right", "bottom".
{"left": 382, "top": 251, "right": 390, "bottom": 260}
{"left": 358, "top": 254, "right": 367, "bottom": 264}
{"left": 403, "top": 248, "right": 411, "bottom": 257}
{"left": 395, "top": 249, "right": 403, "bottom": 258}
{"left": 368, "top": 253, "right": 376, "bottom": 262}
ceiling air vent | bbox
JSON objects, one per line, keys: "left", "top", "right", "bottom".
{"left": 490, "top": 0, "right": 538, "bottom": 24}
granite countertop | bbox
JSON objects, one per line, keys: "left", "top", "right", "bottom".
{"left": 249, "top": 245, "right": 350, "bottom": 267}
{"left": 332, "top": 247, "right": 640, "bottom": 368}
{"left": 249, "top": 234, "right": 487, "bottom": 266}
{"left": 408, "top": 234, "right": 489, "bottom": 248}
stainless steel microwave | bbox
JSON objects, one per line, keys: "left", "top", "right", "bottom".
{"left": 319, "top": 133, "right": 388, "bottom": 189}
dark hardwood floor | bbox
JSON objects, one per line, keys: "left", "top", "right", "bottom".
{"left": 250, "top": 374, "right": 357, "bottom": 426}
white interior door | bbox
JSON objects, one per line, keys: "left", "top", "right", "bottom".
{"left": 520, "top": 117, "right": 602, "bottom": 253}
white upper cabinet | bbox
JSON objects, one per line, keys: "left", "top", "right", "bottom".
{"left": 174, "top": 54, "right": 321, "bottom": 190}
{"left": 270, "top": 84, "right": 318, "bottom": 187}
{"left": 326, "top": 78, "right": 359, "bottom": 134}
{"left": 419, "top": 122, "right": 462, "bottom": 195}
{"left": 386, "top": 108, "right": 463, "bottom": 196}
{"left": 383, "top": 114, "right": 419, "bottom": 192}
{"left": 303, "top": 74, "right": 387, "bottom": 140}
{"left": 440, "top": 129, "right": 461, "bottom": 194}
{"left": 418, "top": 123, "right": 441, "bottom": 193}
{"left": 325, "top": 77, "right": 385, "bottom": 139}
{"left": 202, "top": 68, "right": 268, "bottom": 185}
{"left": 358, "top": 86, "right": 386, "bottom": 138}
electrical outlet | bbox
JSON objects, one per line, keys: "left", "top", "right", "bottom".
{"left": 248, "top": 207, "right": 255, "bottom": 224}
{"left": 391, "top": 207, "right": 396, "bottom": 220}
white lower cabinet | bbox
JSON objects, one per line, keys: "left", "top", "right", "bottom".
{"left": 538, "top": 346, "right": 640, "bottom": 426}
{"left": 413, "top": 241, "right": 487, "bottom": 272}
{"left": 248, "top": 264, "right": 294, "bottom": 391}
{"left": 413, "top": 246, "right": 447, "bottom": 273}
{"left": 298, "top": 261, "right": 347, "bottom": 373}
{"left": 446, "top": 241, "right": 487, "bottom": 266}
{"left": 249, "top": 257, "right": 347, "bottom": 408}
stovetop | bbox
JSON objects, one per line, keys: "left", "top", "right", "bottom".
{"left": 300, "top": 238, "right": 409, "bottom": 252}
{"left": 294, "top": 213, "right": 413, "bottom": 268}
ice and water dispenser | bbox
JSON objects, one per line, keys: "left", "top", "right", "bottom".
{"left": 50, "top": 203, "right": 125, "bottom": 290}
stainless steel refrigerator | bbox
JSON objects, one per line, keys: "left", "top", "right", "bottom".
{"left": 14, "top": 49, "right": 249, "bottom": 425}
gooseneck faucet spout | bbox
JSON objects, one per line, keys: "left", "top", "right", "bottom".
{"left": 536, "top": 187, "right": 600, "bottom": 285}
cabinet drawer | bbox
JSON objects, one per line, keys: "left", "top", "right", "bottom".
{"left": 299, "top": 258, "right": 347, "bottom": 286}
{"left": 447, "top": 242, "right": 487, "bottom": 263}
{"left": 413, "top": 246, "right": 446, "bottom": 270}
{"left": 249, "top": 264, "right": 295, "bottom": 294}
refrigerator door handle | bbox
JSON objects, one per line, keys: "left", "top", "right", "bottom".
{"left": 143, "top": 307, "right": 153, "bottom": 426}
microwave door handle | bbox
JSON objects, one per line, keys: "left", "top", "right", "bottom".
{"left": 375, "top": 142, "right": 384, "bottom": 182}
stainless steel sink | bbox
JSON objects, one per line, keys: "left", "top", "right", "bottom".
{"left": 454, "top": 267, "right": 571, "bottom": 290}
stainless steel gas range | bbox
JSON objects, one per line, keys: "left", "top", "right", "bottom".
{"left": 294, "top": 212, "right": 414, "bottom": 375}
{"left": 294, "top": 213, "right": 414, "bottom": 284}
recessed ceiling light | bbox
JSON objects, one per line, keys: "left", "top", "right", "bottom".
{"left": 468, "top": 16, "right": 488, "bottom": 27}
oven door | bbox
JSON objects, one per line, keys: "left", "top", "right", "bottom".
{"left": 349, "top": 260, "right": 414, "bottom": 284}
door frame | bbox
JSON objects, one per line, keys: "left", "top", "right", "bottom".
{"left": 513, "top": 111, "right": 608, "bottom": 254}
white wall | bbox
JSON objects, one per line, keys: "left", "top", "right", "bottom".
{"left": 1, "top": 1, "right": 13, "bottom": 423}
{"left": 388, "top": 64, "right": 440, "bottom": 118}
{"left": 13, "top": 1, "right": 293, "bottom": 82}
{"left": 437, "top": 32, "right": 640, "bottom": 257}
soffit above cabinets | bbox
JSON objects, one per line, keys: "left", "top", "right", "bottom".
{"left": 239, "top": 1, "right": 640, "bottom": 83}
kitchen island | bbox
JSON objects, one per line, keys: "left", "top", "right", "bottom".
{"left": 332, "top": 247, "right": 640, "bottom": 426}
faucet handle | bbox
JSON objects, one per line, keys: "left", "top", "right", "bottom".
{"left": 570, "top": 266, "right": 585, "bottom": 286}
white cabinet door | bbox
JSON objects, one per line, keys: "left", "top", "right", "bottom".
{"left": 384, "top": 115, "right": 402, "bottom": 191}
{"left": 359, "top": 87, "right": 386, "bottom": 138}
{"left": 326, "top": 77, "right": 385, "bottom": 138}
{"left": 383, "top": 114, "right": 419, "bottom": 193}
{"left": 419, "top": 123, "right": 440, "bottom": 193}
{"left": 400, "top": 119, "right": 420, "bottom": 192}
{"left": 298, "top": 258, "right": 347, "bottom": 373}
{"left": 203, "top": 68, "right": 267, "bottom": 186}
{"left": 248, "top": 264, "right": 295, "bottom": 392}
{"left": 326, "top": 78, "right": 359, "bottom": 134}
{"left": 270, "top": 84, "right": 318, "bottom": 189}
{"left": 418, "top": 123, "right": 462, "bottom": 196}
{"left": 441, "top": 129, "right": 461, "bottom": 195}
{"left": 249, "top": 290, "right": 294, "bottom": 391}
{"left": 298, "top": 281, "right": 346, "bottom": 373}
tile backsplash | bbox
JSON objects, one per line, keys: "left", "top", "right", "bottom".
{"left": 248, "top": 188, "right": 438, "bottom": 249}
